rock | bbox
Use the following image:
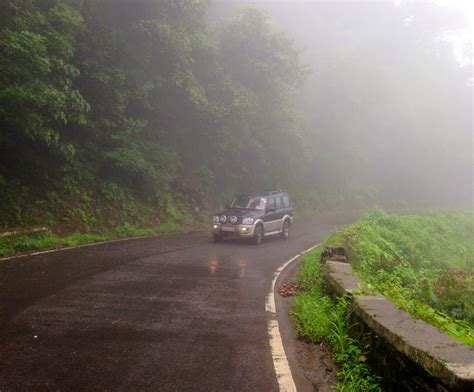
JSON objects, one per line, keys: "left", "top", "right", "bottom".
{"left": 321, "top": 246, "right": 347, "bottom": 262}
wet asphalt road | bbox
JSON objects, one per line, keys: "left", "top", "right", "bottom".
{"left": 0, "top": 214, "right": 355, "bottom": 391}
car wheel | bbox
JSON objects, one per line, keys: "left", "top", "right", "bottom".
{"left": 213, "top": 234, "right": 222, "bottom": 243}
{"left": 280, "top": 220, "right": 290, "bottom": 239}
{"left": 253, "top": 224, "right": 264, "bottom": 245}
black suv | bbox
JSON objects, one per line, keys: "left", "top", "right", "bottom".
{"left": 211, "top": 191, "right": 293, "bottom": 245}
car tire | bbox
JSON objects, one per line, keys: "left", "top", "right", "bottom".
{"left": 213, "top": 234, "right": 222, "bottom": 243}
{"left": 253, "top": 224, "right": 264, "bottom": 245}
{"left": 280, "top": 220, "right": 290, "bottom": 239}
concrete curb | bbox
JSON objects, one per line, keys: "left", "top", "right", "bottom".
{"left": 324, "top": 260, "right": 474, "bottom": 391}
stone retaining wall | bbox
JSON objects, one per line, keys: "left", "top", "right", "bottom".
{"left": 323, "top": 257, "right": 474, "bottom": 392}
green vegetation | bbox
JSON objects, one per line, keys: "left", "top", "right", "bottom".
{"left": 0, "top": 0, "right": 307, "bottom": 237}
{"left": 293, "top": 248, "right": 382, "bottom": 391}
{"left": 0, "top": 1, "right": 471, "bottom": 252}
{"left": 0, "top": 232, "right": 106, "bottom": 256}
{"left": 326, "top": 211, "right": 474, "bottom": 346}
{"left": 294, "top": 212, "right": 474, "bottom": 389}
{"left": 0, "top": 220, "right": 190, "bottom": 257}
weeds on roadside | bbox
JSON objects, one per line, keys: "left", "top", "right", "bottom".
{"left": 293, "top": 248, "right": 382, "bottom": 391}
{"left": 0, "top": 233, "right": 107, "bottom": 256}
{"left": 326, "top": 211, "right": 474, "bottom": 347}
{"left": 330, "top": 298, "right": 381, "bottom": 392}
{"left": 0, "top": 221, "right": 187, "bottom": 257}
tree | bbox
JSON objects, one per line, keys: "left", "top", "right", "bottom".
{"left": 0, "top": 0, "right": 89, "bottom": 190}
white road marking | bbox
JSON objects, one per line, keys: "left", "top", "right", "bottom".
{"left": 268, "top": 319, "right": 296, "bottom": 392}
{"left": 266, "top": 242, "right": 321, "bottom": 392}
{"left": 266, "top": 254, "right": 299, "bottom": 313}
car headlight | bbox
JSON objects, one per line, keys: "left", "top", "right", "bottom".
{"left": 242, "top": 217, "right": 254, "bottom": 225}
{"left": 213, "top": 216, "right": 220, "bottom": 223}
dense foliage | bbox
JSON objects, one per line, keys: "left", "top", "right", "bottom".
{"left": 327, "top": 211, "right": 474, "bottom": 346}
{"left": 0, "top": 0, "right": 306, "bottom": 231}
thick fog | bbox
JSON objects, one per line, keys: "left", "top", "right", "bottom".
{"left": 211, "top": 1, "right": 473, "bottom": 209}
{"left": 1, "top": 0, "right": 472, "bottom": 230}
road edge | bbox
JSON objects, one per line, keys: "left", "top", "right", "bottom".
{"left": 266, "top": 243, "right": 321, "bottom": 392}
{"left": 0, "top": 229, "right": 204, "bottom": 262}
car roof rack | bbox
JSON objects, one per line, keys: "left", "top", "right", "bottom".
{"left": 236, "top": 190, "right": 287, "bottom": 197}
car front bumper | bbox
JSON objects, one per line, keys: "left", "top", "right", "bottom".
{"left": 211, "top": 223, "right": 255, "bottom": 237}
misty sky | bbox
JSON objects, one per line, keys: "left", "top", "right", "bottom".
{"left": 211, "top": 0, "right": 473, "bottom": 208}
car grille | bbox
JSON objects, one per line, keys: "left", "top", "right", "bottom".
{"left": 219, "top": 215, "right": 244, "bottom": 225}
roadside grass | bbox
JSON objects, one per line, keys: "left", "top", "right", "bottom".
{"left": 325, "top": 210, "right": 474, "bottom": 347}
{"left": 293, "top": 248, "right": 382, "bottom": 392}
{"left": 0, "top": 182, "right": 213, "bottom": 258}
{"left": 0, "top": 221, "right": 190, "bottom": 257}
{"left": 0, "top": 233, "right": 104, "bottom": 256}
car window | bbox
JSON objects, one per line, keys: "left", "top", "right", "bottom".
{"left": 267, "top": 198, "right": 275, "bottom": 209}
{"left": 282, "top": 196, "right": 289, "bottom": 208}
{"left": 247, "top": 197, "right": 264, "bottom": 209}
{"left": 256, "top": 198, "right": 267, "bottom": 210}
{"left": 231, "top": 196, "right": 265, "bottom": 210}
{"left": 275, "top": 197, "right": 282, "bottom": 209}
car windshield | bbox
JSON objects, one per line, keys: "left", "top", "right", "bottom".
{"left": 230, "top": 196, "right": 266, "bottom": 210}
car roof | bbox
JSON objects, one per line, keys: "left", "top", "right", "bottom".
{"left": 237, "top": 191, "right": 289, "bottom": 198}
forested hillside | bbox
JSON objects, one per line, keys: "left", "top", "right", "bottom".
{"left": 0, "top": 0, "right": 472, "bottom": 234}
{"left": 0, "top": 0, "right": 307, "bottom": 232}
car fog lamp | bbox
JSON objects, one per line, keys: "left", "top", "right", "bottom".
{"left": 213, "top": 224, "right": 218, "bottom": 229}
{"left": 241, "top": 227, "right": 248, "bottom": 232}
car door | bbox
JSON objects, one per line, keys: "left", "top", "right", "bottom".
{"left": 274, "top": 196, "right": 285, "bottom": 231}
{"left": 282, "top": 195, "right": 293, "bottom": 218}
{"left": 263, "top": 197, "right": 278, "bottom": 232}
